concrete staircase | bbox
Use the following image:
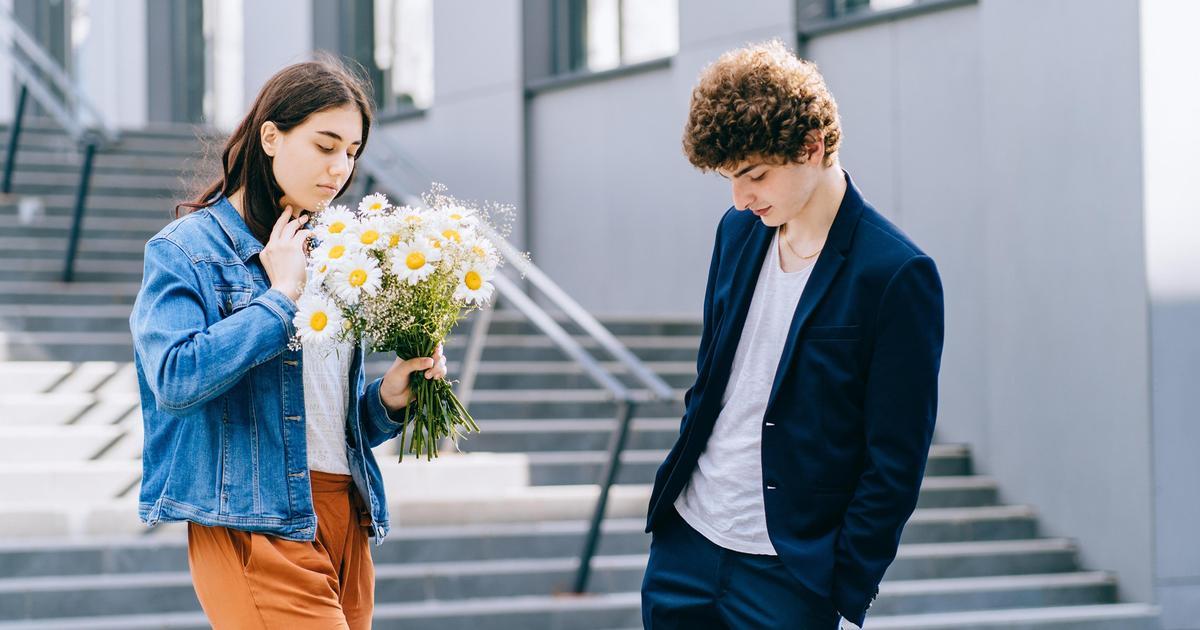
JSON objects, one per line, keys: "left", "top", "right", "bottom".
{"left": 0, "top": 124, "right": 1161, "bottom": 628}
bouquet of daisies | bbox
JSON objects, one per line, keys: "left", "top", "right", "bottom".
{"left": 291, "top": 187, "right": 505, "bottom": 460}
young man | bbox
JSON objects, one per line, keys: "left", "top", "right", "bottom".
{"left": 641, "top": 41, "right": 944, "bottom": 629}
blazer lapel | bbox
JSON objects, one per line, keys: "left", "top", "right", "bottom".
{"left": 706, "top": 216, "right": 773, "bottom": 397}
{"left": 764, "top": 173, "right": 866, "bottom": 416}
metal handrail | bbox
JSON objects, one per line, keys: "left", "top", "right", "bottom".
{"left": 357, "top": 134, "right": 675, "bottom": 593}
{"left": 0, "top": 4, "right": 117, "bottom": 144}
{"left": 0, "top": 8, "right": 118, "bottom": 282}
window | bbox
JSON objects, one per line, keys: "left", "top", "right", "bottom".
{"left": 549, "top": 0, "right": 677, "bottom": 76}
{"left": 823, "top": 0, "right": 930, "bottom": 19}
{"left": 372, "top": 0, "right": 433, "bottom": 110}
{"left": 313, "top": 0, "right": 433, "bottom": 113}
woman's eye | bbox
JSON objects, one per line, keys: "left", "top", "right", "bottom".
{"left": 317, "top": 144, "right": 334, "bottom": 152}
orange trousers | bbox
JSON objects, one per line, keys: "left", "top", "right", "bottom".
{"left": 187, "top": 471, "right": 375, "bottom": 629}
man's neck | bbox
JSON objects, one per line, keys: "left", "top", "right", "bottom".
{"left": 783, "top": 166, "right": 846, "bottom": 243}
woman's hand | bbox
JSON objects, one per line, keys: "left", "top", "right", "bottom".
{"left": 260, "top": 206, "right": 310, "bottom": 302}
{"left": 380, "top": 344, "right": 448, "bottom": 412}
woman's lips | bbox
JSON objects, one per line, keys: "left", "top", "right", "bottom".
{"left": 752, "top": 206, "right": 771, "bottom": 217}
{"left": 317, "top": 184, "right": 338, "bottom": 195}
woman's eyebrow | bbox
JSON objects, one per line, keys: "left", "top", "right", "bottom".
{"left": 316, "top": 130, "right": 362, "bottom": 146}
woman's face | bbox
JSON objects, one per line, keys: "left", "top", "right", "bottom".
{"left": 261, "top": 104, "right": 363, "bottom": 214}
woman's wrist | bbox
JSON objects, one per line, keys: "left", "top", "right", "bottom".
{"left": 272, "top": 283, "right": 302, "bottom": 302}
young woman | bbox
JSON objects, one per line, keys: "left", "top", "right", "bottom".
{"left": 130, "top": 58, "right": 445, "bottom": 629}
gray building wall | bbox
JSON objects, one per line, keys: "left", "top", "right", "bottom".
{"left": 1142, "top": 0, "right": 1200, "bottom": 627}
{"left": 383, "top": 0, "right": 1165, "bottom": 607}
{"left": 807, "top": 0, "right": 1156, "bottom": 606}
{"left": 0, "top": 0, "right": 1189, "bottom": 621}
{"left": 382, "top": 0, "right": 526, "bottom": 245}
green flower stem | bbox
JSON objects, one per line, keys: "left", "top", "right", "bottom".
{"left": 393, "top": 340, "right": 479, "bottom": 462}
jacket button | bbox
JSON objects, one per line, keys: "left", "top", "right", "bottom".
{"left": 766, "top": 482, "right": 778, "bottom": 490}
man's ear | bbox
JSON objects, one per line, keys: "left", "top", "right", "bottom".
{"left": 260, "top": 121, "right": 281, "bottom": 157}
{"left": 802, "top": 129, "right": 826, "bottom": 165}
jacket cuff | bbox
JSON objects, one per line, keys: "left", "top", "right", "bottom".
{"left": 253, "top": 288, "right": 299, "bottom": 338}
{"left": 366, "top": 377, "right": 406, "bottom": 429}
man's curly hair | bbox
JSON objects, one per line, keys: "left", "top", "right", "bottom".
{"left": 683, "top": 40, "right": 842, "bottom": 171}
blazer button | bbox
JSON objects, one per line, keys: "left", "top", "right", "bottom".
{"left": 766, "top": 482, "right": 778, "bottom": 490}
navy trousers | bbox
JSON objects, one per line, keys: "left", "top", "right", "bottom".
{"left": 641, "top": 507, "right": 841, "bottom": 630}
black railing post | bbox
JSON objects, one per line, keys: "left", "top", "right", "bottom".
{"left": 63, "top": 140, "right": 97, "bottom": 282}
{"left": 3, "top": 84, "right": 29, "bottom": 194}
{"left": 574, "top": 398, "right": 637, "bottom": 594}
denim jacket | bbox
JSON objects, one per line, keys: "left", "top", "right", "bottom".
{"left": 130, "top": 195, "right": 405, "bottom": 543}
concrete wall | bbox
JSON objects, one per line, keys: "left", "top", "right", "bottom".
{"left": 805, "top": 0, "right": 1157, "bottom": 606}
{"left": 528, "top": 1, "right": 793, "bottom": 315}
{"left": 242, "top": 0, "right": 311, "bottom": 113}
{"left": 75, "top": 0, "right": 147, "bottom": 130}
{"left": 1142, "top": 0, "right": 1200, "bottom": 626}
{"left": 805, "top": 1, "right": 987, "bottom": 514}
{"left": 379, "top": 0, "right": 526, "bottom": 245}
{"left": 978, "top": 0, "right": 1153, "bottom": 603}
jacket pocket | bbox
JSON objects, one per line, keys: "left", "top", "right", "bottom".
{"left": 214, "top": 285, "right": 253, "bottom": 318}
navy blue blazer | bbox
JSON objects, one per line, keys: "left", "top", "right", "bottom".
{"left": 645, "top": 173, "right": 944, "bottom": 626}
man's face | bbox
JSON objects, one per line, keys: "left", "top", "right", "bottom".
{"left": 717, "top": 155, "right": 823, "bottom": 227}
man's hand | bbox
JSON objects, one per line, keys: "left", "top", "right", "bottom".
{"left": 379, "top": 344, "right": 448, "bottom": 412}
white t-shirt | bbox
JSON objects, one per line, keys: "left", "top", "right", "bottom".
{"left": 675, "top": 230, "right": 815, "bottom": 555}
{"left": 303, "top": 342, "right": 353, "bottom": 474}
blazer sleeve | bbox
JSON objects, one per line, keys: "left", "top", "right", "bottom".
{"left": 832, "top": 254, "right": 945, "bottom": 626}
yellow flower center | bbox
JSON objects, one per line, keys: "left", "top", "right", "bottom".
{"left": 472, "top": 246, "right": 487, "bottom": 259}
{"left": 430, "top": 239, "right": 442, "bottom": 249}
{"left": 329, "top": 222, "right": 346, "bottom": 234}
{"left": 442, "top": 229, "right": 462, "bottom": 243}
{"left": 405, "top": 252, "right": 426, "bottom": 270}
{"left": 388, "top": 233, "right": 401, "bottom": 248}
{"left": 349, "top": 269, "right": 368, "bottom": 287}
{"left": 360, "top": 230, "right": 379, "bottom": 245}
{"left": 309, "top": 312, "right": 328, "bottom": 331}
{"left": 450, "top": 213, "right": 463, "bottom": 221}
{"left": 465, "top": 271, "right": 483, "bottom": 291}
{"left": 329, "top": 245, "right": 346, "bottom": 259}
{"left": 318, "top": 264, "right": 328, "bottom": 274}
{"left": 369, "top": 202, "right": 383, "bottom": 211}
{"left": 404, "top": 215, "right": 422, "bottom": 224}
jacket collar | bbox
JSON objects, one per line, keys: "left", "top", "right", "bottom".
{"left": 209, "top": 195, "right": 265, "bottom": 263}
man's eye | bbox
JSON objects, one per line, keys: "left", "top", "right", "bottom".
{"left": 750, "top": 172, "right": 766, "bottom": 181}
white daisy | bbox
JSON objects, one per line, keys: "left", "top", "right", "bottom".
{"left": 463, "top": 237, "right": 499, "bottom": 270}
{"left": 358, "top": 192, "right": 391, "bottom": 215}
{"left": 329, "top": 252, "right": 382, "bottom": 305}
{"left": 314, "top": 205, "right": 357, "bottom": 240}
{"left": 454, "top": 264, "right": 495, "bottom": 306}
{"left": 440, "top": 205, "right": 478, "bottom": 228}
{"left": 396, "top": 205, "right": 426, "bottom": 229}
{"left": 352, "top": 216, "right": 390, "bottom": 251}
{"left": 310, "top": 234, "right": 355, "bottom": 275}
{"left": 390, "top": 239, "right": 442, "bottom": 285}
{"left": 293, "top": 293, "right": 344, "bottom": 346}
{"left": 376, "top": 214, "right": 407, "bottom": 251}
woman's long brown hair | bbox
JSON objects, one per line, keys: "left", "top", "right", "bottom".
{"left": 177, "top": 54, "right": 375, "bottom": 244}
